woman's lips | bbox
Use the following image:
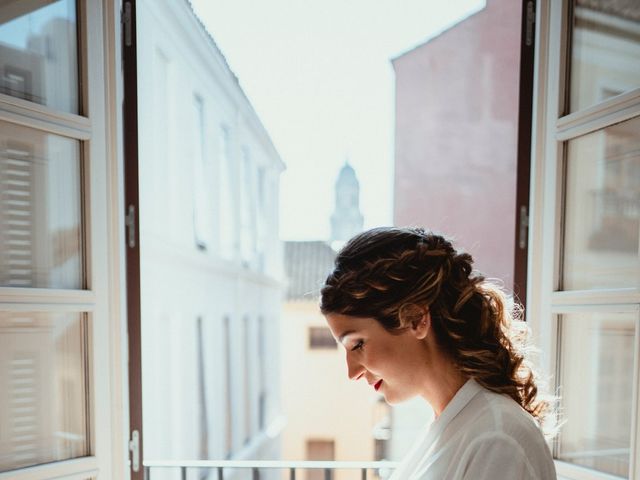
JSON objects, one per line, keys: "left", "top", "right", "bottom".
{"left": 374, "top": 380, "right": 383, "bottom": 391}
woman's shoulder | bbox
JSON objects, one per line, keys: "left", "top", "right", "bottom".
{"left": 437, "top": 379, "right": 550, "bottom": 453}
{"left": 450, "top": 388, "right": 556, "bottom": 479}
{"left": 455, "top": 384, "right": 546, "bottom": 443}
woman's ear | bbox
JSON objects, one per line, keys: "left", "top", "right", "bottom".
{"left": 412, "top": 307, "right": 431, "bottom": 340}
{"left": 399, "top": 303, "right": 431, "bottom": 339}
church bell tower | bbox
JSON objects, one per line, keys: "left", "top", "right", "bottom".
{"left": 330, "top": 161, "right": 364, "bottom": 243}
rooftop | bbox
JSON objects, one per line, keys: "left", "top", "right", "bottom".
{"left": 284, "top": 241, "right": 336, "bottom": 301}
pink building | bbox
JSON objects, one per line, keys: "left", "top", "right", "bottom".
{"left": 392, "top": 0, "right": 521, "bottom": 289}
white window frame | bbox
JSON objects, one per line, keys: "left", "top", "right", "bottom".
{"left": 528, "top": 1, "right": 640, "bottom": 480}
{"left": 0, "top": 1, "right": 127, "bottom": 479}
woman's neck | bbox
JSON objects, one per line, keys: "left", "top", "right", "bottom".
{"left": 420, "top": 350, "right": 468, "bottom": 418}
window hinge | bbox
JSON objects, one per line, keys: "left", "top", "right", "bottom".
{"left": 525, "top": 0, "right": 535, "bottom": 47}
{"left": 122, "top": 1, "right": 133, "bottom": 47}
{"left": 126, "top": 204, "right": 136, "bottom": 248}
{"left": 129, "top": 429, "right": 140, "bottom": 472}
{"left": 519, "top": 205, "right": 529, "bottom": 250}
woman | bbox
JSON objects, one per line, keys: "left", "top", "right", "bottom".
{"left": 320, "top": 227, "right": 556, "bottom": 480}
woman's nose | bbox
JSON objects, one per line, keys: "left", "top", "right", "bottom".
{"left": 346, "top": 353, "right": 365, "bottom": 381}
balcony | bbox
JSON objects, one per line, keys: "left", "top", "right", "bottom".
{"left": 143, "top": 460, "right": 398, "bottom": 480}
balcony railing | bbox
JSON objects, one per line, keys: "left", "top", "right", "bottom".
{"left": 144, "top": 460, "right": 398, "bottom": 480}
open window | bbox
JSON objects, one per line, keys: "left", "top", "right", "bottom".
{"left": 529, "top": 1, "right": 640, "bottom": 478}
{"left": 0, "top": 1, "right": 126, "bottom": 479}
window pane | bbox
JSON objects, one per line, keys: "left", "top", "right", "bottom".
{"left": 563, "top": 116, "right": 640, "bottom": 290}
{"left": 569, "top": 0, "right": 640, "bottom": 113}
{"left": 0, "top": 121, "right": 83, "bottom": 289}
{"left": 0, "top": 311, "right": 88, "bottom": 472}
{"left": 557, "top": 312, "right": 636, "bottom": 478}
{"left": 309, "top": 326, "right": 337, "bottom": 350}
{"left": 306, "top": 439, "right": 335, "bottom": 480}
{"left": 0, "top": 0, "right": 79, "bottom": 114}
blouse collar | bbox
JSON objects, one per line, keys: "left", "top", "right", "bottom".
{"left": 427, "top": 378, "right": 483, "bottom": 440}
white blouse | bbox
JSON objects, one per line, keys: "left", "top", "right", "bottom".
{"left": 389, "top": 379, "right": 556, "bottom": 480}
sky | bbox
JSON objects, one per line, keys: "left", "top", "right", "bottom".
{"left": 190, "top": 0, "right": 485, "bottom": 240}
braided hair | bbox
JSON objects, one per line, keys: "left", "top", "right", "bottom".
{"left": 320, "top": 226, "right": 552, "bottom": 427}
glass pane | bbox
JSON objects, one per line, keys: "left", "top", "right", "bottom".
{"left": 569, "top": 0, "right": 640, "bottom": 113}
{"left": 0, "top": 0, "right": 78, "bottom": 113}
{"left": 557, "top": 312, "right": 636, "bottom": 478}
{"left": 0, "top": 121, "right": 83, "bottom": 289}
{"left": 563, "top": 116, "right": 640, "bottom": 290}
{"left": 0, "top": 312, "right": 88, "bottom": 473}
{"left": 309, "top": 326, "right": 338, "bottom": 350}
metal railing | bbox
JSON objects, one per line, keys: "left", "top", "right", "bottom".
{"left": 144, "top": 460, "right": 398, "bottom": 480}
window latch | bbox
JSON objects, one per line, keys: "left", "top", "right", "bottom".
{"left": 519, "top": 205, "right": 529, "bottom": 250}
{"left": 126, "top": 204, "right": 136, "bottom": 248}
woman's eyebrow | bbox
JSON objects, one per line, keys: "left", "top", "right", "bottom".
{"left": 338, "top": 330, "right": 357, "bottom": 343}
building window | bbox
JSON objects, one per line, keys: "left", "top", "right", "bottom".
{"left": 192, "top": 94, "right": 212, "bottom": 250}
{"left": 0, "top": 1, "right": 106, "bottom": 476}
{"left": 554, "top": 5, "right": 640, "bottom": 478}
{"left": 309, "top": 326, "right": 337, "bottom": 350}
{"left": 195, "top": 317, "right": 210, "bottom": 460}
{"left": 219, "top": 126, "right": 236, "bottom": 259}
{"left": 243, "top": 315, "right": 252, "bottom": 444}
{"left": 374, "top": 438, "right": 388, "bottom": 462}
{"left": 257, "top": 316, "right": 267, "bottom": 430}
{"left": 256, "top": 166, "right": 267, "bottom": 272}
{"left": 239, "top": 146, "right": 256, "bottom": 265}
{"left": 223, "top": 316, "right": 233, "bottom": 458}
{"left": 531, "top": 2, "right": 640, "bottom": 479}
{"left": 306, "top": 439, "right": 335, "bottom": 480}
{"left": 152, "top": 47, "right": 171, "bottom": 235}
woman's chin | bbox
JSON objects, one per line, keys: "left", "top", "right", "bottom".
{"left": 380, "top": 391, "right": 401, "bottom": 406}
{"left": 382, "top": 389, "right": 417, "bottom": 406}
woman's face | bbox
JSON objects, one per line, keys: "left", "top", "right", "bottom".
{"left": 324, "top": 312, "right": 430, "bottom": 404}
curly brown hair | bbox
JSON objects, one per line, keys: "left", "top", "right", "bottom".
{"left": 320, "top": 226, "right": 553, "bottom": 427}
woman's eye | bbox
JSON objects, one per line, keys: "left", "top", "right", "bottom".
{"left": 351, "top": 340, "right": 364, "bottom": 351}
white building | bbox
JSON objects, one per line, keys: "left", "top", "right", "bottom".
{"left": 136, "top": 0, "right": 286, "bottom": 472}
